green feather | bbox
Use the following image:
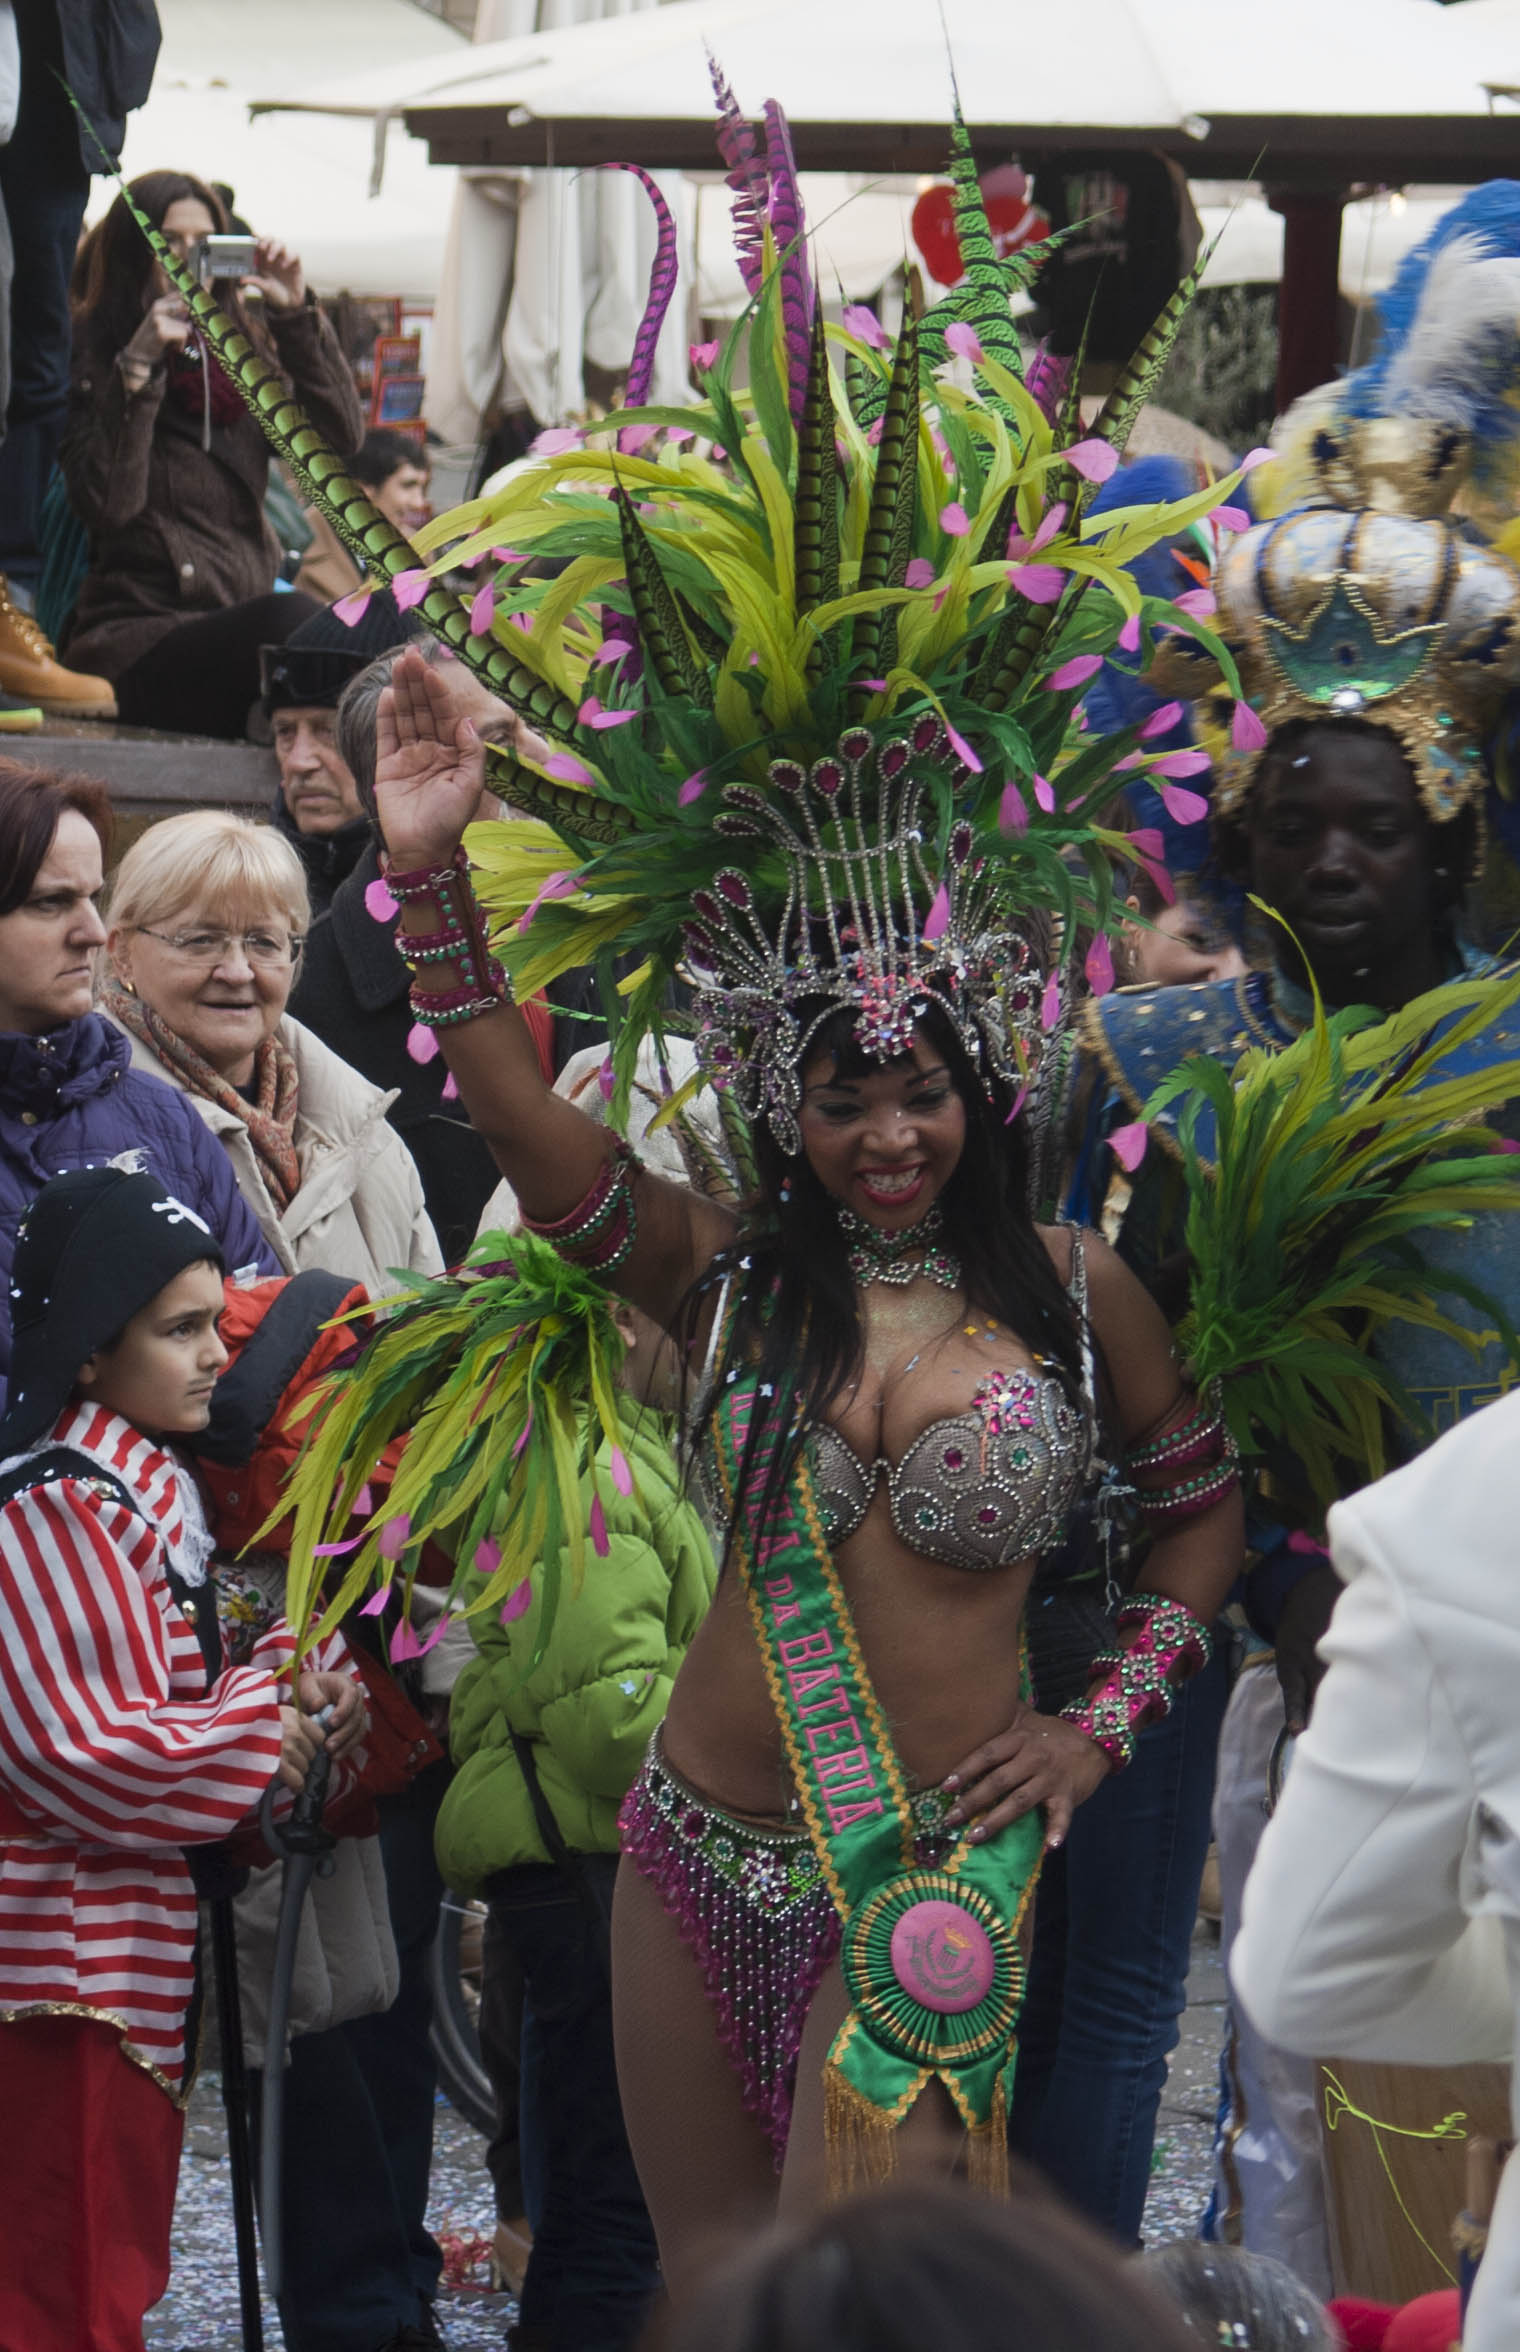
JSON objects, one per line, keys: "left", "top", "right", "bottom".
{"left": 849, "top": 312, "right": 919, "bottom": 704}
{"left": 843, "top": 345, "right": 887, "bottom": 433}
{"left": 1086, "top": 228, "right": 1221, "bottom": 463}
{"left": 482, "top": 746, "right": 637, "bottom": 848}
{"left": 794, "top": 307, "right": 841, "bottom": 680}
{"left": 614, "top": 485, "right": 713, "bottom": 708}
{"left": 917, "top": 110, "right": 1027, "bottom": 394}
{"left": 1153, "top": 966, "right": 1520, "bottom": 1509}
{"left": 974, "top": 601, "right": 1059, "bottom": 713}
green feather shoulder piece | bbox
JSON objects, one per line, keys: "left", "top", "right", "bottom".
{"left": 1148, "top": 962, "right": 1520, "bottom": 1510}
{"left": 272, "top": 1233, "right": 637, "bottom": 1668}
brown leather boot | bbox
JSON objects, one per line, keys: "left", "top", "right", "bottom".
{"left": 0, "top": 577, "right": 116, "bottom": 717}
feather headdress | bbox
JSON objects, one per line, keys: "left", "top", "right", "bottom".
{"left": 1155, "top": 186, "right": 1520, "bottom": 827}
{"left": 395, "top": 88, "right": 1256, "bottom": 1130}
{"left": 89, "top": 78, "right": 1254, "bottom": 1135}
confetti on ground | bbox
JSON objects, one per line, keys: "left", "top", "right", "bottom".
{"left": 146, "top": 2081, "right": 515, "bottom": 2350}
{"left": 148, "top": 1924, "right": 1225, "bottom": 2344}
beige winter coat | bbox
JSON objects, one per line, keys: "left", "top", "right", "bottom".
{"left": 108, "top": 1011, "right": 443, "bottom": 1292}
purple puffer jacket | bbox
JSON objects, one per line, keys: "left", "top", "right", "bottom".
{"left": 0, "top": 1015, "right": 279, "bottom": 1408}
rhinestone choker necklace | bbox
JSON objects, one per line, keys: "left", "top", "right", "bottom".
{"left": 836, "top": 1201, "right": 962, "bottom": 1290}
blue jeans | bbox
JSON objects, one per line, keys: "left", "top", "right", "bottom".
{"left": 484, "top": 1858, "right": 659, "bottom": 2351}
{"left": 1009, "top": 1639, "right": 1229, "bottom": 2244}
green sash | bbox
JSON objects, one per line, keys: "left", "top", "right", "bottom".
{"left": 710, "top": 1382, "right": 1043, "bottom": 2190}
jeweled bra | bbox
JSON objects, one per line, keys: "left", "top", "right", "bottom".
{"left": 702, "top": 1236, "right": 1094, "bottom": 1575}
{"left": 807, "top": 1363, "right": 1089, "bottom": 1569}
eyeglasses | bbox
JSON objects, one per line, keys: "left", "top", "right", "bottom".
{"left": 135, "top": 926, "right": 304, "bottom": 968}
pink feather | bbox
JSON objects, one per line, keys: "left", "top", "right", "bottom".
{"left": 763, "top": 101, "right": 813, "bottom": 424}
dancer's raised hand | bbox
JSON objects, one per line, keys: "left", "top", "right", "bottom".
{"left": 375, "top": 647, "right": 488, "bottom": 866}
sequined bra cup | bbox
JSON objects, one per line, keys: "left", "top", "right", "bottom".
{"left": 698, "top": 1233, "right": 1096, "bottom": 1576}
{"left": 807, "top": 1363, "right": 1089, "bottom": 1571}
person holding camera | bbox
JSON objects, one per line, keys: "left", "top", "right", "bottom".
{"left": 59, "top": 169, "right": 361, "bottom": 740}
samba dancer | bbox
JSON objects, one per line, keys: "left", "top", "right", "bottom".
{"left": 152, "top": 85, "right": 1252, "bottom": 2285}
{"left": 366, "top": 642, "right": 1244, "bottom": 2283}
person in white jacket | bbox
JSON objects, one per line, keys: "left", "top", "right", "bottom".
{"left": 1232, "top": 1390, "right": 1520, "bottom": 2352}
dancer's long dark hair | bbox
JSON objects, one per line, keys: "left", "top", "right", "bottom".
{"left": 680, "top": 1000, "right": 1083, "bottom": 1547}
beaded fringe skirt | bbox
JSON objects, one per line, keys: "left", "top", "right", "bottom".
{"left": 619, "top": 1730, "right": 840, "bottom": 2167}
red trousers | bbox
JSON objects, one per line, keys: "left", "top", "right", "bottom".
{"left": 0, "top": 2014, "right": 183, "bottom": 2352}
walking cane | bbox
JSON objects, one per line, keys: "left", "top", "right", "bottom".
{"left": 257, "top": 1721, "right": 336, "bottom": 2304}
{"left": 208, "top": 1894, "right": 265, "bottom": 2352}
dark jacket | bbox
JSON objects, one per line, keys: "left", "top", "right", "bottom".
{"left": 288, "top": 845, "right": 503, "bottom": 1267}
{"left": 0, "top": 1015, "right": 278, "bottom": 1407}
{"left": 60, "top": 301, "right": 362, "bottom": 682}
{"left": 272, "top": 795, "right": 369, "bottom": 921}
{"left": 14, "top": 2, "right": 160, "bottom": 179}
{"left": 56, "top": 0, "right": 162, "bottom": 166}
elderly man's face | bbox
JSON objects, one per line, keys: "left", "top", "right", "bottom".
{"left": 272, "top": 705, "right": 364, "bottom": 836}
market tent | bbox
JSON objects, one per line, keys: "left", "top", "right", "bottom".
{"left": 258, "top": 0, "right": 1518, "bottom": 417}
{"left": 258, "top": 0, "right": 1514, "bottom": 180}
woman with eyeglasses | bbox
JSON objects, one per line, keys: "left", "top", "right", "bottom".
{"left": 0, "top": 762, "right": 279, "bottom": 1410}
{"left": 102, "top": 808, "right": 440, "bottom": 1293}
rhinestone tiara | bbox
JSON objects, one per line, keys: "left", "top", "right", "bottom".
{"left": 680, "top": 713, "right": 1042, "bottom": 1154}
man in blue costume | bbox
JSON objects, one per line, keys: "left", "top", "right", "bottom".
{"left": 1061, "top": 198, "right": 1520, "bottom": 2287}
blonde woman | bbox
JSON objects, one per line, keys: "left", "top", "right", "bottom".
{"left": 102, "top": 809, "right": 440, "bottom": 1291}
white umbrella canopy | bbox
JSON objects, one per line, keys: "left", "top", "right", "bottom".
{"left": 1437, "top": 0, "right": 1520, "bottom": 99}
{"left": 91, "top": 0, "right": 464, "bottom": 299}
{"left": 1194, "top": 185, "right": 1485, "bottom": 300}
{"left": 258, "top": 0, "right": 1507, "bottom": 176}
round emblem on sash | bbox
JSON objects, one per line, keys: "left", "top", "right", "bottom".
{"left": 841, "top": 1869, "right": 1024, "bottom": 2069}
{"left": 889, "top": 1899, "right": 995, "bottom": 2013}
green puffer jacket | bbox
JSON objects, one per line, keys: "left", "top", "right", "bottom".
{"left": 435, "top": 1414, "right": 717, "bottom": 1892}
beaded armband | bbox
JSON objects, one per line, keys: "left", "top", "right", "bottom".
{"left": 1123, "top": 1389, "right": 1239, "bottom": 1528}
{"left": 384, "top": 848, "right": 510, "bottom": 1031}
{"left": 1058, "top": 1593, "right": 1214, "bottom": 1773}
{"left": 519, "top": 1137, "right": 639, "bottom": 1276}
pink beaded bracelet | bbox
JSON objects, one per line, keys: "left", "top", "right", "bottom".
{"left": 1059, "top": 1594, "right": 1213, "bottom": 1773}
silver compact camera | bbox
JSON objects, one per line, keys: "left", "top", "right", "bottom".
{"left": 191, "top": 234, "right": 259, "bottom": 286}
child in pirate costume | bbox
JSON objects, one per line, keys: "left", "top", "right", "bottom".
{"left": 0, "top": 1166, "right": 366, "bottom": 2352}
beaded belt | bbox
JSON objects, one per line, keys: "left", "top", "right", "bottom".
{"left": 619, "top": 1731, "right": 837, "bottom": 2164}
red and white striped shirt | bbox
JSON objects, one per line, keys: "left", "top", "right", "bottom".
{"left": 0, "top": 1405, "right": 298, "bottom": 2095}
